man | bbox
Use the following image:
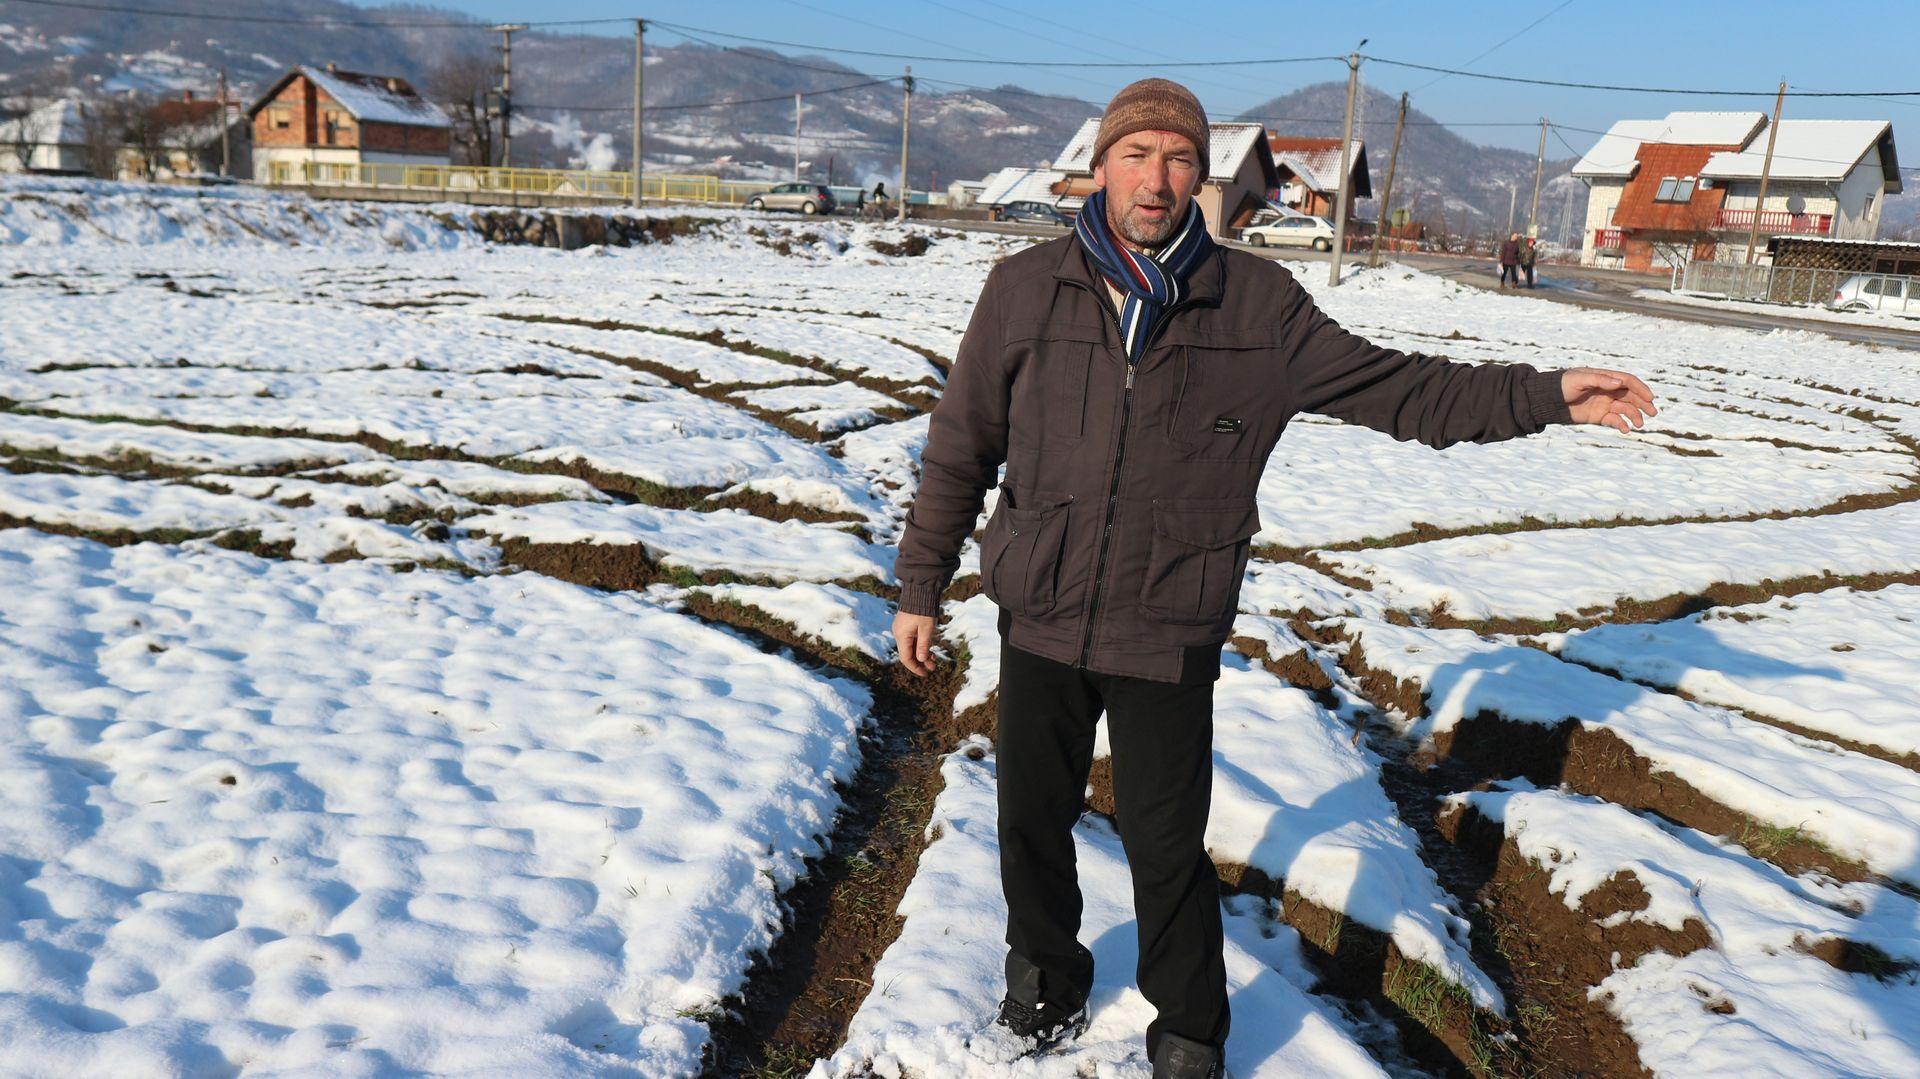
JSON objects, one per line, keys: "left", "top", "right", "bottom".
{"left": 1498, "top": 231, "right": 1522, "bottom": 289}
{"left": 889, "top": 78, "right": 1655, "bottom": 1078}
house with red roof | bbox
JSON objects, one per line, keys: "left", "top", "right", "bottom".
{"left": 248, "top": 64, "right": 450, "bottom": 184}
{"left": 1571, "top": 110, "right": 1901, "bottom": 271}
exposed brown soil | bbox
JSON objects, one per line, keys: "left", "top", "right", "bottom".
{"left": 1435, "top": 802, "right": 1690, "bottom": 1078}
{"left": 1437, "top": 569, "right": 1920, "bottom": 637}
{"left": 868, "top": 235, "right": 931, "bottom": 258}
{"left": 1336, "top": 637, "right": 1872, "bottom": 883}
{"left": 491, "top": 312, "right": 942, "bottom": 406}
{"left": 683, "top": 592, "right": 987, "bottom": 1078}
{"left": 1228, "top": 632, "right": 1337, "bottom": 705}
{"left": 1253, "top": 432, "right": 1920, "bottom": 583}
{"left": 1564, "top": 652, "right": 1920, "bottom": 774}
{"left": 1088, "top": 754, "right": 1494, "bottom": 1076}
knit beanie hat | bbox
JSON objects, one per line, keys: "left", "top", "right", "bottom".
{"left": 1091, "top": 78, "right": 1211, "bottom": 182}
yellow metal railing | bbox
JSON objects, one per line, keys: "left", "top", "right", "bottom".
{"left": 281, "top": 161, "right": 775, "bottom": 205}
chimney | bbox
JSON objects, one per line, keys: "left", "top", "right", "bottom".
{"left": 386, "top": 77, "right": 401, "bottom": 92}
{"left": 326, "top": 62, "right": 337, "bottom": 74}
{"left": 181, "top": 89, "right": 193, "bottom": 101}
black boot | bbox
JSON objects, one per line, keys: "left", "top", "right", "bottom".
{"left": 1152, "top": 1030, "right": 1226, "bottom": 1079}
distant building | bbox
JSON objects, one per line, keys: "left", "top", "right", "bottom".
{"left": 248, "top": 64, "right": 450, "bottom": 184}
{"left": 977, "top": 166, "right": 1071, "bottom": 211}
{"left": 0, "top": 98, "right": 89, "bottom": 174}
{"left": 1051, "top": 118, "right": 1279, "bottom": 238}
{"left": 1570, "top": 110, "right": 1902, "bottom": 271}
{"left": 1266, "top": 136, "right": 1370, "bottom": 220}
{"left": 119, "top": 90, "right": 251, "bottom": 181}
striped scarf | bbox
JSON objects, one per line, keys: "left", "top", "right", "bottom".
{"left": 1073, "top": 187, "right": 1214, "bottom": 363}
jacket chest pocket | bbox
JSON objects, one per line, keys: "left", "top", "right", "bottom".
{"left": 1168, "top": 344, "right": 1268, "bottom": 460}
{"left": 1138, "top": 497, "right": 1261, "bottom": 626}
{"left": 1009, "top": 336, "right": 1094, "bottom": 451}
{"left": 981, "top": 483, "right": 1076, "bottom": 617}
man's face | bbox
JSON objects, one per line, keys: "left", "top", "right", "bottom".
{"left": 1093, "top": 130, "right": 1202, "bottom": 250}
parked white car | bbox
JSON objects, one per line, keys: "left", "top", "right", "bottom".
{"left": 1240, "top": 215, "right": 1336, "bottom": 251}
{"left": 1829, "top": 274, "right": 1916, "bottom": 316}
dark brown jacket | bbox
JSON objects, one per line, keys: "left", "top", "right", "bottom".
{"left": 893, "top": 235, "right": 1571, "bottom": 683}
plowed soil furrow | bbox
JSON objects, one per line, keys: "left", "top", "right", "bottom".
{"left": 676, "top": 590, "right": 985, "bottom": 1078}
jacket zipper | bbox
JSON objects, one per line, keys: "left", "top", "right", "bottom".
{"left": 1064, "top": 278, "right": 1199, "bottom": 670}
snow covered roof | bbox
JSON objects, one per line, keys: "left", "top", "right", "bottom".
{"left": 1701, "top": 120, "right": 1897, "bottom": 184}
{"left": 1052, "top": 118, "right": 1274, "bottom": 182}
{"left": 1571, "top": 112, "right": 1768, "bottom": 179}
{"left": 978, "top": 167, "right": 1065, "bottom": 206}
{"left": 1268, "top": 137, "right": 1369, "bottom": 196}
{"left": 0, "top": 98, "right": 88, "bottom": 147}
{"left": 250, "top": 66, "right": 448, "bottom": 129}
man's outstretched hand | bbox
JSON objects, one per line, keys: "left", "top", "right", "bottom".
{"left": 1562, "top": 367, "right": 1657, "bottom": 434}
{"left": 893, "top": 611, "right": 937, "bottom": 676}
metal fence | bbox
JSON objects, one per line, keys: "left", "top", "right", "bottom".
{"left": 266, "top": 161, "right": 780, "bottom": 206}
{"left": 1678, "top": 261, "right": 1920, "bottom": 316}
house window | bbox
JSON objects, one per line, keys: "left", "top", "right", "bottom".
{"left": 1654, "top": 177, "right": 1695, "bottom": 203}
{"left": 268, "top": 106, "right": 291, "bottom": 130}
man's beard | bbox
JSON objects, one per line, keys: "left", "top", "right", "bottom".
{"left": 1110, "top": 200, "right": 1180, "bottom": 249}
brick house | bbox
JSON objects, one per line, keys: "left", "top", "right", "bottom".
{"left": 1572, "top": 110, "right": 1901, "bottom": 271}
{"left": 248, "top": 64, "right": 450, "bottom": 183}
{"left": 1049, "top": 118, "right": 1279, "bottom": 238}
{"left": 1266, "top": 136, "right": 1370, "bottom": 220}
{"left": 118, "top": 90, "right": 252, "bottom": 181}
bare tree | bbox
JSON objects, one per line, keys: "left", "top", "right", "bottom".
{"left": 423, "top": 53, "right": 497, "bottom": 167}
{"left": 1, "top": 80, "right": 50, "bottom": 171}
{"left": 79, "top": 95, "right": 137, "bottom": 179}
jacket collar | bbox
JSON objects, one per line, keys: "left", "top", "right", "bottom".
{"left": 1050, "top": 215, "right": 1226, "bottom": 309}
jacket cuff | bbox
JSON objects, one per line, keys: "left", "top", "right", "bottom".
{"left": 1524, "top": 369, "right": 1574, "bottom": 427}
{"left": 895, "top": 578, "right": 946, "bottom": 617}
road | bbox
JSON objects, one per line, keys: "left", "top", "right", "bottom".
{"left": 916, "top": 217, "right": 1920, "bottom": 352}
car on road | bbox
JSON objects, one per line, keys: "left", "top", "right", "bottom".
{"left": 748, "top": 183, "right": 837, "bottom": 216}
{"left": 1240, "top": 214, "right": 1336, "bottom": 251}
{"left": 994, "top": 200, "right": 1070, "bottom": 227}
{"left": 1829, "top": 274, "right": 1916, "bottom": 316}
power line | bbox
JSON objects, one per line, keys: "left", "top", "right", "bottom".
{"left": 15, "top": 0, "right": 1920, "bottom": 100}
{"left": 649, "top": 21, "right": 1343, "bottom": 69}
{"left": 517, "top": 77, "right": 899, "bottom": 114}
{"left": 0, "top": 0, "right": 623, "bottom": 29}
{"left": 1411, "top": 0, "right": 1578, "bottom": 94}
{"left": 1367, "top": 55, "right": 1920, "bottom": 98}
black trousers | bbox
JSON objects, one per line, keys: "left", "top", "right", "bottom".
{"left": 994, "top": 639, "right": 1230, "bottom": 1058}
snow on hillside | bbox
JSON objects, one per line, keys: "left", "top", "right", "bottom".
{"left": 4, "top": 177, "right": 1918, "bottom": 1077}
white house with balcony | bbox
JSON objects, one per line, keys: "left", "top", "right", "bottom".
{"left": 1570, "top": 111, "right": 1900, "bottom": 270}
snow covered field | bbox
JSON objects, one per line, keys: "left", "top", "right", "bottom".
{"left": 3, "top": 176, "right": 1918, "bottom": 1077}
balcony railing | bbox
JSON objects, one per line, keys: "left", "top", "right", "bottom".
{"left": 1710, "top": 208, "right": 1831, "bottom": 236}
{"left": 1593, "top": 227, "right": 1624, "bottom": 252}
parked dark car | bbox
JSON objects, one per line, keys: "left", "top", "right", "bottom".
{"left": 748, "top": 183, "right": 837, "bottom": 216}
{"left": 997, "top": 200, "right": 1070, "bottom": 227}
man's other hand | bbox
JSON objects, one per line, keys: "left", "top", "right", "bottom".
{"left": 893, "top": 611, "right": 937, "bottom": 676}
{"left": 1562, "top": 367, "right": 1658, "bottom": 434}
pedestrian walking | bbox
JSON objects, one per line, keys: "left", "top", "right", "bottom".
{"left": 1520, "top": 235, "right": 1539, "bottom": 289}
{"left": 889, "top": 76, "right": 1656, "bottom": 1079}
{"left": 1498, "top": 231, "right": 1522, "bottom": 289}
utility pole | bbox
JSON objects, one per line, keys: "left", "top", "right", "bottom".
{"left": 1368, "top": 90, "right": 1406, "bottom": 267}
{"left": 1506, "top": 183, "right": 1518, "bottom": 234}
{"left": 641, "top": 18, "right": 656, "bottom": 206}
{"left": 1744, "top": 80, "right": 1788, "bottom": 266}
{"left": 1528, "top": 117, "right": 1547, "bottom": 236}
{"left": 897, "top": 66, "right": 913, "bottom": 223}
{"left": 794, "top": 92, "right": 803, "bottom": 181}
{"left": 1558, "top": 181, "right": 1575, "bottom": 248}
{"left": 1328, "top": 41, "right": 1365, "bottom": 287}
{"left": 216, "top": 69, "right": 231, "bottom": 177}
{"left": 491, "top": 23, "right": 527, "bottom": 168}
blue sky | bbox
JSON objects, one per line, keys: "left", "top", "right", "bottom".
{"left": 400, "top": 1, "right": 1919, "bottom": 161}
